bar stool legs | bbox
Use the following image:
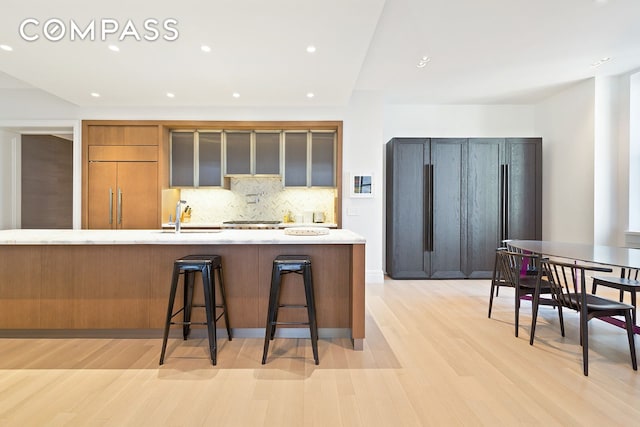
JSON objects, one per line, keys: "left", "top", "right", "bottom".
{"left": 262, "top": 255, "right": 319, "bottom": 365}
{"left": 159, "top": 255, "right": 231, "bottom": 366}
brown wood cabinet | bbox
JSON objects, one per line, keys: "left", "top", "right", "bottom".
{"left": 87, "top": 125, "right": 159, "bottom": 146}
{"left": 88, "top": 161, "right": 158, "bottom": 229}
{"left": 84, "top": 122, "right": 161, "bottom": 229}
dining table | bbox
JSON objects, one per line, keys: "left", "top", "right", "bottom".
{"left": 506, "top": 240, "right": 640, "bottom": 270}
{"left": 507, "top": 239, "right": 639, "bottom": 375}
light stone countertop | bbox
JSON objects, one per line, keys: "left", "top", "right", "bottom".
{"left": 160, "top": 222, "right": 338, "bottom": 229}
{"left": 0, "top": 228, "right": 365, "bottom": 245}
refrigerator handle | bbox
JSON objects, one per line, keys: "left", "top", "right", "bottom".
{"left": 109, "top": 187, "right": 113, "bottom": 225}
{"left": 424, "top": 164, "right": 430, "bottom": 251}
{"left": 428, "top": 164, "right": 434, "bottom": 252}
{"left": 499, "top": 165, "right": 505, "bottom": 241}
{"left": 504, "top": 164, "right": 509, "bottom": 240}
{"left": 117, "top": 188, "right": 123, "bottom": 225}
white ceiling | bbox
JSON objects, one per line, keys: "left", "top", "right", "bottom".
{"left": 0, "top": 0, "right": 639, "bottom": 108}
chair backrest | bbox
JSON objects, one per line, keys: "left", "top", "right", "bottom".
{"left": 540, "top": 259, "right": 612, "bottom": 310}
{"left": 621, "top": 267, "right": 640, "bottom": 280}
{"left": 495, "top": 249, "right": 541, "bottom": 288}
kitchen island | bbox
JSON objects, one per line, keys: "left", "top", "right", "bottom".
{"left": 0, "top": 229, "right": 365, "bottom": 349}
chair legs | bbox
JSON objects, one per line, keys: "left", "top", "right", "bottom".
{"left": 159, "top": 257, "right": 231, "bottom": 366}
{"left": 624, "top": 310, "right": 638, "bottom": 371}
{"left": 262, "top": 256, "right": 318, "bottom": 365}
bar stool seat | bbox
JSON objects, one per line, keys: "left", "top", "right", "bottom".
{"left": 159, "top": 254, "right": 231, "bottom": 365}
{"left": 262, "top": 255, "right": 319, "bottom": 365}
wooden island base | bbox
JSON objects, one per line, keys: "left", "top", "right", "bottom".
{"left": 0, "top": 242, "right": 365, "bottom": 349}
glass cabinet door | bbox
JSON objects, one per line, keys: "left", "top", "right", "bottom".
{"left": 255, "top": 132, "right": 280, "bottom": 175}
{"left": 311, "top": 132, "right": 335, "bottom": 186}
{"left": 226, "top": 132, "right": 251, "bottom": 174}
{"left": 170, "top": 131, "right": 194, "bottom": 187}
{"left": 284, "top": 132, "right": 308, "bottom": 186}
{"left": 199, "top": 132, "right": 222, "bottom": 186}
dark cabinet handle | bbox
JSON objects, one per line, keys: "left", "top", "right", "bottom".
{"left": 500, "top": 165, "right": 505, "bottom": 241}
{"left": 424, "top": 164, "right": 429, "bottom": 251}
{"left": 504, "top": 164, "right": 509, "bottom": 239}
{"left": 428, "top": 164, "right": 434, "bottom": 251}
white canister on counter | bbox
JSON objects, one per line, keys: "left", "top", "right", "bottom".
{"left": 295, "top": 214, "right": 304, "bottom": 223}
{"left": 303, "top": 211, "right": 313, "bottom": 223}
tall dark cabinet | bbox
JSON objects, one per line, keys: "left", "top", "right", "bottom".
{"left": 385, "top": 137, "right": 542, "bottom": 279}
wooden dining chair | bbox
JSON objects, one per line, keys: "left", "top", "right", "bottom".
{"left": 530, "top": 259, "right": 637, "bottom": 376}
{"left": 489, "top": 249, "right": 563, "bottom": 338}
{"left": 591, "top": 267, "right": 640, "bottom": 326}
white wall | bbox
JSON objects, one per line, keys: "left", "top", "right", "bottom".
{"left": 343, "top": 91, "right": 384, "bottom": 283}
{"left": 383, "top": 104, "right": 537, "bottom": 140}
{"left": 594, "top": 75, "right": 627, "bottom": 246}
{"left": 628, "top": 71, "right": 640, "bottom": 232}
{"left": 0, "top": 129, "right": 19, "bottom": 229}
{"left": 535, "top": 79, "right": 595, "bottom": 244}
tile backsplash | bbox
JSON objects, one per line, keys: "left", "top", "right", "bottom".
{"left": 175, "top": 177, "right": 336, "bottom": 224}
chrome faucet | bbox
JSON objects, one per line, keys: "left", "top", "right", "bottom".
{"left": 174, "top": 200, "right": 187, "bottom": 232}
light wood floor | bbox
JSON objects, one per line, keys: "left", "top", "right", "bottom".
{"left": 1, "top": 279, "right": 639, "bottom": 426}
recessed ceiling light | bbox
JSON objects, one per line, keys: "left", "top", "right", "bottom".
{"left": 166, "top": 92, "right": 175, "bottom": 98}
{"left": 591, "top": 56, "right": 611, "bottom": 67}
{"left": 201, "top": 45, "right": 211, "bottom": 53}
{"left": 232, "top": 92, "right": 240, "bottom": 98}
{"left": 306, "top": 92, "right": 315, "bottom": 98}
{"left": 90, "top": 92, "right": 101, "bottom": 98}
{"left": 306, "top": 45, "right": 316, "bottom": 53}
{"left": 416, "top": 55, "right": 431, "bottom": 68}
{"left": 0, "top": 44, "right": 13, "bottom": 52}
{"left": 108, "top": 45, "right": 120, "bottom": 52}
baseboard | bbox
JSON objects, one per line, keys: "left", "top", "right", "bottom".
{"left": 0, "top": 328, "right": 351, "bottom": 340}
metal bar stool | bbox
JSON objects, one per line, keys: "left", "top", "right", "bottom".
{"left": 262, "top": 255, "right": 319, "bottom": 365}
{"left": 159, "top": 254, "right": 231, "bottom": 365}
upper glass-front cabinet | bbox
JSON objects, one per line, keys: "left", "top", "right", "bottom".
{"left": 284, "top": 131, "right": 336, "bottom": 187}
{"left": 255, "top": 132, "right": 280, "bottom": 175}
{"left": 170, "top": 129, "right": 335, "bottom": 187}
{"left": 171, "top": 131, "right": 196, "bottom": 187}
{"left": 199, "top": 132, "right": 222, "bottom": 186}
{"left": 311, "top": 132, "right": 335, "bottom": 187}
{"left": 225, "top": 131, "right": 280, "bottom": 176}
{"left": 170, "top": 131, "right": 222, "bottom": 187}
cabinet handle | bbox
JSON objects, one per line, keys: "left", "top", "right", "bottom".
{"left": 424, "top": 165, "right": 429, "bottom": 251}
{"left": 428, "top": 164, "right": 434, "bottom": 252}
{"left": 117, "top": 188, "right": 123, "bottom": 225}
{"left": 109, "top": 187, "right": 113, "bottom": 225}
{"left": 504, "top": 164, "right": 509, "bottom": 239}
{"left": 499, "top": 165, "right": 504, "bottom": 241}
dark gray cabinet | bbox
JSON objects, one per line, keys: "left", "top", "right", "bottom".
{"left": 503, "top": 138, "right": 543, "bottom": 240}
{"left": 385, "top": 137, "right": 542, "bottom": 279}
{"left": 466, "top": 138, "right": 502, "bottom": 278}
{"left": 385, "top": 138, "right": 429, "bottom": 279}
{"left": 430, "top": 138, "right": 466, "bottom": 278}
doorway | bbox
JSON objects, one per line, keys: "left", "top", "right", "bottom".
{"left": 21, "top": 134, "right": 73, "bottom": 228}
{"left": 0, "top": 120, "right": 80, "bottom": 230}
